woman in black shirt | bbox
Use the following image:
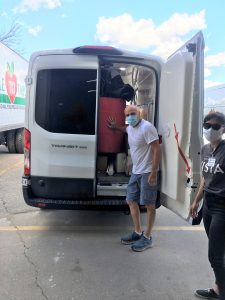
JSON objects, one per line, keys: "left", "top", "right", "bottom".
{"left": 190, "top": 111, "right": 225, "bottom": 300}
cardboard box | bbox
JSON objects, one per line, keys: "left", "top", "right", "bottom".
{"left": 97, "top": 156, "right": 108, "bottom": 171}
{"left": 116, "top": 152, "right": 126, "bottom": 173}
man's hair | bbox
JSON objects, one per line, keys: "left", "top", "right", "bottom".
{"left": 124, "top": 105, "right": 140, "bottom": 114}
{"left": 204, "top": 111, "right": 225, "bottom": 125}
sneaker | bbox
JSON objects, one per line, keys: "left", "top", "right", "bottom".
{"left": 131, "top": 235, "right": 153, "bottom": 252}
{"left": 121, "top": 231, "right": 142, "bottom": 245}
{"left": 195, "top": 288, "right": 219, "bottom": 299}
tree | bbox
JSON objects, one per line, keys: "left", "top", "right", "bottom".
{"left": 0, "top": 21, "right": 23, "bottom": 54}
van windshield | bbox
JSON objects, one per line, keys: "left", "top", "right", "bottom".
{"left": 35, "top": 69, "right": 97, "bottom": 135}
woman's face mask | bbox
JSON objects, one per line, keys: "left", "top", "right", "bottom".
{"left": 203, "top": 126, "right": 224, "bottom": 142}
{"left": 126, "top": 114, "right": 139, "bottom": 127}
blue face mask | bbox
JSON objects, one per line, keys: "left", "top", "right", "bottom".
{"left": 126, "top": 114, "right": 139, "bottom": 127}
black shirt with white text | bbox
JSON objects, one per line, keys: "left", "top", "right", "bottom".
{"left": 201, "top": 140, "right": 225, "bottom": 197}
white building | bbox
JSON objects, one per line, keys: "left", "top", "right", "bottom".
{"left": 204, "top": 84, "right": 225, "bottom": 115}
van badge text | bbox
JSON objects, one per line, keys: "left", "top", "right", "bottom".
{"left": 51, "top": 144, "right": 87, "bottom": 149}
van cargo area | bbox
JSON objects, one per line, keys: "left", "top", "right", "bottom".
{"left": 96, "top": 62, "right": 156, "bottom": 198}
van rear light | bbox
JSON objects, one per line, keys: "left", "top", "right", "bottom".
{"left": 37, "top": 202, "right": 46, "bottom": 208}
{"left": 24, "top": 128, "right": 31, "bottom": 176}
{"left": 73, "top": 45, "right": 123, "bottom": 55}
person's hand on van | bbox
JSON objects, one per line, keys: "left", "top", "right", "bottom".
{"left": 107, "top": 117, "right": 126, "bottom": 132}
{"left": 107, "top": 116, "right": 117, "bottom": 130}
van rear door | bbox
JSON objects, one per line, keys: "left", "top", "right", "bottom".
{"left": 158, "top": 31, "right": 204, "bottom": 219}
{"left": 28, "top": 54, "right": 98, "bottom": 200}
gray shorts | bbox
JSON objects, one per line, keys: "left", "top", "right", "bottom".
{"left": 126, "top": 172, "right": 158, "bottom": 206}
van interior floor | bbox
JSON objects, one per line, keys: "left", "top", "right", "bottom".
{"left": 97, "top": 173, "right": 130, "bottom": 185}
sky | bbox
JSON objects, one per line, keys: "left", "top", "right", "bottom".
{"left": 1, "top": 0, "right": 225, "bottom": 88}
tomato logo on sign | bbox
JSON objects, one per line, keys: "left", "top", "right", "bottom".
{"left": 5, "top": 62, "right": 17, "bottom": 104}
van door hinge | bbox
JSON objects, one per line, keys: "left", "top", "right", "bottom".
{"left": 25, "top": 76, "right": 33, "bottom": 85}
{"left": 186, "top": 43, "right": 196, "bottom": 56}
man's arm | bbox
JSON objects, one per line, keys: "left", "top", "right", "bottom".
{"left": 148, "top": 139, "right": 160, "bottom": 185}
{"left": 107, "top": 116, "right": 127, "bottom": 133}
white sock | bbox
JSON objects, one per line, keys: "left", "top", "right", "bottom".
{"left": 144, "top": 234, "right": 151, "bottom": 239}
{"left": 135, "top": 231, "right": 142, "bottom": 235}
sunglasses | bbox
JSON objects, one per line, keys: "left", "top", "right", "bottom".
{"left": 203, "top": 123, "right": 222, "bottom": 131}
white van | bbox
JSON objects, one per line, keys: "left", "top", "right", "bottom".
{"left": 22, "top": 31, "right": 204, "bottom": 219}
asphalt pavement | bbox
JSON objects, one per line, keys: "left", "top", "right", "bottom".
{"left": 0, "top": 146, "right": 214, "bottom": 300}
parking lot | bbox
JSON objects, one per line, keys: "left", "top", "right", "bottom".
{"left": 0, "top": 146, "right": 214, "bottom": 300}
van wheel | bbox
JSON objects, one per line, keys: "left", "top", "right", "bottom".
{"left": 7, "top": 130, "right": 16, "bottom": 153}
{"left": 15, "top": 129, "right": 24, "bottom": 154}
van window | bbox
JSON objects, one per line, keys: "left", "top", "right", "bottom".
{"left": 35, "top": 69, "right": 97, "bottom": 135}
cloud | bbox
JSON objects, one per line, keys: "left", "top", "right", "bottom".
{"left": 204, "top": 51, "right": 225, "bottom": 87}
{"left": 16, "top": 20, "right": 43, "bottom": 37}
{"left": 13, "top": 0, "right": 61, "bottom": 13}
{"left": 95, "top": 11, "right": 206, "bottom": 59}
{"left": 204, "top": 79, "right": 224, "bottom": 88}
{"left": 27, "top": 25, "right": 43, "bottom": 36}
{"left": 205, "top": 52, "right": 225, "bottom": 68}
{"left": 96, "top": 14, "right": 157, "bottom": 50}
{"left": 0, "top": 11, "right": 7, "bottom": 17}
{"left": 95, "top": 11, "right": 225, "bottom": 87}
{"left": 204, "top": 68, "right": 211, "bottom": 78}
{"left": 204, "top": 46, "right": 209, "bottom": 53}
{"left": 156, "top": 11, "right": 206, "bottom": 38}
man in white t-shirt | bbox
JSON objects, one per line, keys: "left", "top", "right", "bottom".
{"left": 107, "top": 105, "right": 160, "bottom": 252}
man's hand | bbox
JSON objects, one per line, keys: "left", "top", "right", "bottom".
{"left": 107, "top": 116, "right": 117, "bottom": 130}
{"left": 148, "top": 171, "right": 157, "bottom": 186}
{"left": 107, "top": 117, "right": 126, "bottom": 132}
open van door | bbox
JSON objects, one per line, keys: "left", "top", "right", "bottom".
{"left": 158, "top": 31, "right": 204, "bottom": 219}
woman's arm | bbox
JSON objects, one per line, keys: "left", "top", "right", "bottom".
{"left": 189, "top": 177, "right": 205, "bottom": 219}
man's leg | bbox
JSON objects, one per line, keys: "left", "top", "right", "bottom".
{"left": 127, "top": 200, "right": 142, "bottom": 233}
{"left": 121, "top": 174, "right": 143, "bottom": 245}
{"left": 145, "top": 204, "right": 156, "bottom": 238}
{"left": 131, "top": 173, "right": 157, "bottom": 252}
{"left": 130, "top": 204, "right": 155, "bottom": 252}
{"left": 141, "top": 173, "right": 157, "bottom": 238}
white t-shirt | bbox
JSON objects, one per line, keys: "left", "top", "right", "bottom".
{"left": 126, "top": 119, "right": 159, "bottom": 174}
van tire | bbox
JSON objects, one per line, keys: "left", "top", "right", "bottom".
{"left": 15, "top": 128, "right": 24, "bottom": 154}
{"left": 7, "top": 130, "right": 17, "bottom": 153}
